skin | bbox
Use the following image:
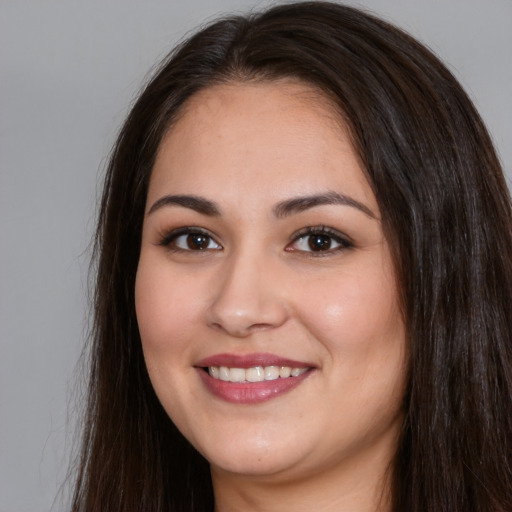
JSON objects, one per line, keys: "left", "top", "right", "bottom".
{"left": 135, "top": 81, "right": 408, "bottom": 512}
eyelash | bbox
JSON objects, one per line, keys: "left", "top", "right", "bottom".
{"left": 287, "top": 226, "right": 354, "bottom": 255}
{"left": 157, "top": 225, "right": 354, "bottom": 255}
{"left": 158, "top": 227, "right": 221, "bottom": 252}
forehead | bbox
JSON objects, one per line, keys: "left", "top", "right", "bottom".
{"left": 178, "top": 79, "right": 343, "bottom": 130}
{"left": 148, "top": 80, "right": 376, "bottom": 213}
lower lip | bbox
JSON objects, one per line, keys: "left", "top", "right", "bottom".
{"left": 196, "top": 368, "right": 313, "bottom": 404}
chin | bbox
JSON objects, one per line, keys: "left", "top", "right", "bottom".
{"left": 198, "top": 432, "right": 311, "bottom": 479}
{"left": 209, "top": 453, "right": 304, "bottom": 480}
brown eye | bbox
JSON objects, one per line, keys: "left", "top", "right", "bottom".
{"left": 288, "top": 227, "right": 353, "bottom": 255}
{"left": 308, "top": 234, "right": 334, "bottom": 251}
{"left": 186, "top": 233, "right": 210, "bottom": 250}
{"left": 168, "top": 230, "right": 222, "bottom": 251}
{"left": 292, "top": 233, "right": 342, "bottom": 253}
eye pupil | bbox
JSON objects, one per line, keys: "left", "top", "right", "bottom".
{"left": 308, "top": 234, "right": 331, "bottom": 251}
{"left": 187, "top": 233, "right": 209, "bottom": 250}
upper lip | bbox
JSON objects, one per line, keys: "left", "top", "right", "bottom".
{"left": 195, "top": 352, "right": 314, "bottom": 369}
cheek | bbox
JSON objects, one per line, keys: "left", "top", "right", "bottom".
{"left": 134, "top": 261, "right": 204, "bottom": 390}
{"left": 295, "top": 268, "right": 403, "bottom": 354}
{"left": 135, "top": 259, "right": 203, "bottom": 349}
{"left": 134, "top": 259, "right": 202, "bottom": 426}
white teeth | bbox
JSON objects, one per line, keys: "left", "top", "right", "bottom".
{"left": 246, "top": 366, "right": 265, "bottom": 382}
{"left": 264, "top": 366, "right": 280, "bottom": 380}
{"left": 219, "top": 366, "right": 230, "bottom": 381}
{"left": 208, "top": 365, "right": 308, "bottom": 382}
{"left": 229, "top": 368, "right": 246, "bottom": 383}
{"left": 279, "top": 366, "right": 291, "bottom": 378}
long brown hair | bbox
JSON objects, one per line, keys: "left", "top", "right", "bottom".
{"left": 71, "top": 2, "right": 512, "bottom": 511}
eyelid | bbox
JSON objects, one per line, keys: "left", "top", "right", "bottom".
{"left": 157, "top": 226, "right": 222, "bottom": 251}
{"left": 156, "top": 224, "right": 353, "bottom": 254}
{"left": 286, "top": 225, "right": 354, "bottom": 254}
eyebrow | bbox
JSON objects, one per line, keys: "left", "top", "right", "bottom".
{"left": 147, "top": 194, "right": 221, "bottom": 216}
{"left": 147, "top": 191, "right": 376, "bottom": 219}
{"left": 273, "top": 191, "right": 376, "bottom": 219}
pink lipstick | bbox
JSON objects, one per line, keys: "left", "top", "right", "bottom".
{"left": 195, "top": 353, "right": 314, "bottom": 404}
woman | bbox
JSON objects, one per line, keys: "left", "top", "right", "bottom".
{"left": 71, "top": 2, "right": 512, "bottom": 511}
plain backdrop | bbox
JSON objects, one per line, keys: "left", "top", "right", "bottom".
{"left": 1, "top": 1, "right": 510, "bottom": 510}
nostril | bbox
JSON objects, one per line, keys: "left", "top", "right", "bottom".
{"left": 209, "top": 322, "right": 224, "bottom": 332}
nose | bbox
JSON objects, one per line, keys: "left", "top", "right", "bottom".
{"left": 206, "top": 250, "right": 289, "bottom": 338}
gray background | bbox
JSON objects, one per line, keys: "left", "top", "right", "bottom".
{"left": 1, "top": 1, "right": 510, "bottom": 510}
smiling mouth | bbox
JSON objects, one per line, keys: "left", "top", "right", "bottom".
{"left": 195, "top": 353, "right": 314, "bottom": 404}
{"left": 207, "top": 365, "right": 308, "bottom": 382}
{"left": 197, "top": 365, "right": 313, "bottom": 404}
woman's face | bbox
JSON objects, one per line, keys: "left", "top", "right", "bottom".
{"left": 136, "top": 81, "right": 407, "bottom": 483}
